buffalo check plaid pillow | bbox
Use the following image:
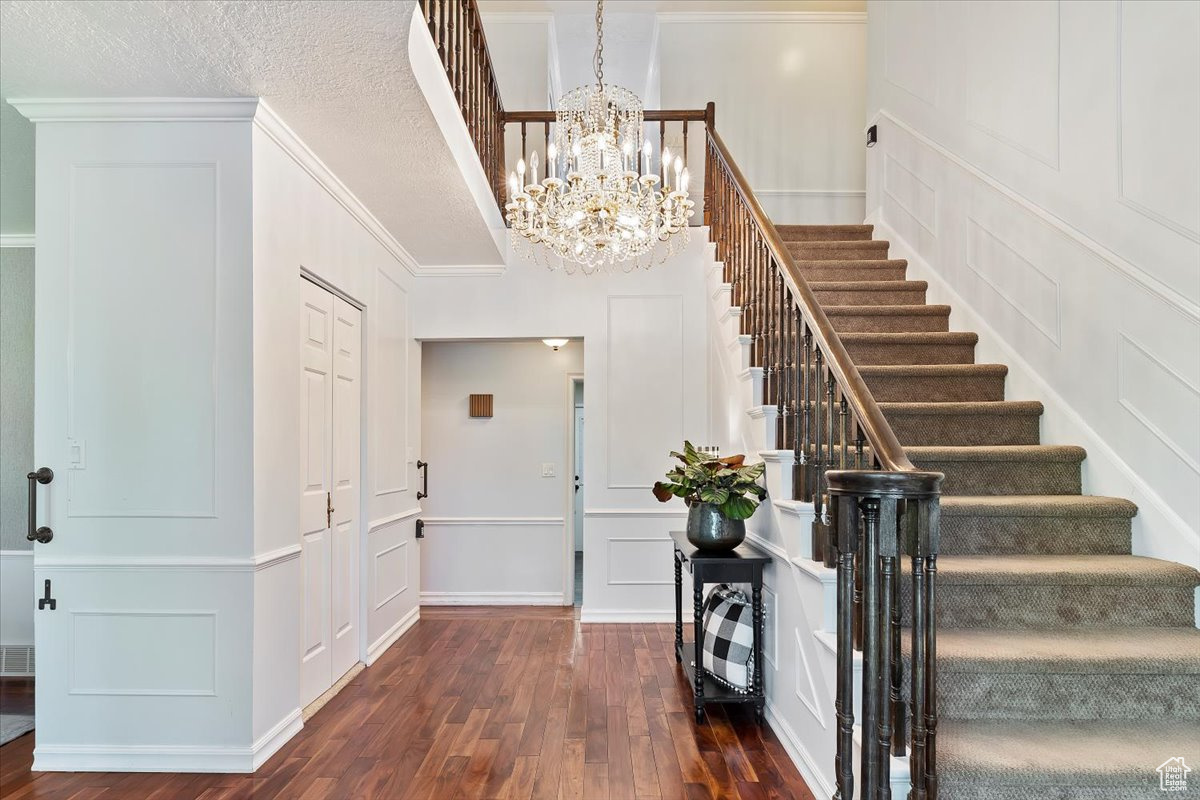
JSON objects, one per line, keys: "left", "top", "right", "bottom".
{"left": 698, "top": 584, "right": 755, "bottom": 693}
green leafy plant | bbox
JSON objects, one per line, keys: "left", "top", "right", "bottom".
{"left": 651, "top": 441, "right": 767, "bottom": 520}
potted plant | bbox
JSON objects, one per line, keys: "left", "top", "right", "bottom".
{"left": 652, "top": 441, "right": 767, "bottom": 551}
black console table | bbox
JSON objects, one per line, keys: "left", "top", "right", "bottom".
{"left": 671, "top": 529, "right": 769, "bottom": 723}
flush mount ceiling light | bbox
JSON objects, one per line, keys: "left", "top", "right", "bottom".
{"left": 505, "top": 0, "right": 694, "bottom": 275}
{"left": 542, "top": 338, "right": 569, "bottom": 351}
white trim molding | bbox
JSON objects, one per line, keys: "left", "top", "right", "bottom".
{"left": 0, "top": 234, "right": 34, "bottom": 248}
{"left": 584, "top": 508, "right": 687, "bottom": 518}
{"left": 754, "top": 189, "right": 867, "bottom": 198}
{"left": 368, "top": 507, "right": 422, "bottom": 532}
{"left": 657, "top": 11, "right": 865, "bottom": 25}
{"left": 33, "top": 705, "right": 303, "bottom": 774}
{"left": 251, "top": 101, "right": 423, "bottom": 279}
{"left": 578, "top": 608, "right": 676, "bottom": 624}
{"left": 365, "top": 605, "right": 420, "bottom": 666}
{"left": 8, "top": 97, "right": 259, "bottom": 122}
{"left": 420, "top": 516, "right": 565, "bottom": 526}
{"left": 253, "top": 544, "right": 301, "bottom": 571}
{"left": 419, "top": 591, "right": 565, "bottom": 606}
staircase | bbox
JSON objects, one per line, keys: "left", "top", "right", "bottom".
{"left": 724, "top": 223, "right": 1200, "bottom": 799}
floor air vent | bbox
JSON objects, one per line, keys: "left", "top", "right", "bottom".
{"left": 0, "top": 645, "right": 34, "bottom": 676}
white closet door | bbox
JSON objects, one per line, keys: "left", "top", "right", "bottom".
{"left": 329, "top": 297, "right": 361, "bottom": 683}
{"left": 299, "top": 279, "right": 334, "bottom": 708}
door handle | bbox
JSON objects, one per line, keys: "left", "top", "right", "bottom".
{"left": 27, "top": 467, "right": 54, "bottom": 544}
{"left": 417, "top": 460, "right": 429, "bottom": 500}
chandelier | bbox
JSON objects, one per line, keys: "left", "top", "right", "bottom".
{"left": 505, "top": 0, "right": 694, "bottom": 274}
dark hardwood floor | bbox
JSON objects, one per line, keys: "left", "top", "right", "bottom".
{"left": 0, "top": 607, "right": 814, "bottom": 799}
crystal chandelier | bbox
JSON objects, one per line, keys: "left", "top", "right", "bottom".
{"left": 505, "top": 0, "right": 694, "bottom": 274}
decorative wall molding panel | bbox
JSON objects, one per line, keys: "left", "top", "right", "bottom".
{"left": 584, "top": 508, "right": 687, "bottom": 518}
{"left": 372, "top": 269, "right": 411, "bottom": 497}
{"left": 1117, "top": 332, "right": 1200, "bottom": 474}
{"left": 69, "top": 611, "right": 217, "bottom": 696}
{"left": 253, "top": 545, "right": 302, "bottom": 571}
{"left": 419, "top": 591, "right": 564, "bottom": 606}
{"left": 657, "top": 11, "right": 865, "bottom": 24}
{"left": 606, "top": 536, "right": 674, "bottom": 586}
{"left": 874, "top": 110, "right": 1198, "bottom": 320}
{"left": 607, "top": 295, "right": 685, "bottom": 488}
{"left": 1115, "top": 0, "right": 1200, "bottom": 242}
{"left": 372, "top": 540, "right": 410, "bottom": 611}
{"left": 420, "top": 516, "right": 565, "bottom": 526}
{"left": 965, "top": 217, "right": 1062, "bottom": 346}
{"left": 0, "top": 234, "right": 34, "bottom": 247}
{"left": 367, "top": 507, "right": 422, "bottom": 532}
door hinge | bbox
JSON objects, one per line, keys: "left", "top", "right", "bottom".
{"left": 38, "top": 579, "right": 56, "bottom": 611}
{"left": 327, "top": 491, "right": 334, "bottom": 528}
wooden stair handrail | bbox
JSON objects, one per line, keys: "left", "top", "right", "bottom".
{"left": 704, "top": 126, "right": 918, "bottom": 475}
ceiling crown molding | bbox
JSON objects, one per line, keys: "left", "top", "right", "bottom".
{"left": 7, "top": 97, "right": 261, "bottom": 122}
{"left": 251, "top": 101, "right": 422, "bottom": 278}
{"left": 656, "top": 11, "right": 866, "bottom": 24}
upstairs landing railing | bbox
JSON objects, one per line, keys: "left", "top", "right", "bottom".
{"left": 418, "top": 6, "right": 943, "bottom": 798}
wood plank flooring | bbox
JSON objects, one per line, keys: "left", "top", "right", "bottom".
{"left": 0, "top": 607, "right": 814, "bottom": 799}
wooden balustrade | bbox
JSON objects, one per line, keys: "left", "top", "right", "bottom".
{"left": 704, "top": 117, "right": 944, "bottom": 800}
{"left": 415, "top": 4, "right": 941, "bottom": 795}
{"left": 419, "top": 0, "right": 505, "bottom": 211}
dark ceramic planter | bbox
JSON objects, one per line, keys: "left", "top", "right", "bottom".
{"left": 686, "top": 502, "right": 746, "bottom": 551}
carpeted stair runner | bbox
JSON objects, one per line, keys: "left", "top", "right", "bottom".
{"left": 774, "top": 224, "right": 1200, "bottom": 799}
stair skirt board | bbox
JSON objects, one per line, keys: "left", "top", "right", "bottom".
{"left": 705, "top": 222, "right": 1200, "bottom": 799}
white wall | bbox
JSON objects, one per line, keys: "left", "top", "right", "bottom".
{"left": 0, "top": 245, "right": 34, "bottom": 659}
{"left": 866, "top": 0, "right": 1200, "bottom": 567}
{"left": 656, "top": 11, "right": 868, "bottom": 224}
{"left": 24, "top": 108, "right": 257, "bottom": 771}
{"left": 420, "top": 340, "right": 582, "bottom": 604}
{"left": 413, "top": 240, "right": 710, "bottom": 622}
{"left": 250, "top": 106, "right": 424, "bottom": 748}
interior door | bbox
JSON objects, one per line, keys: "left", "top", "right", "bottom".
{"left": 329, "top": 298, "right": 361, "bottom": 683}
{"left": 299, "top": 279, "right": 334, "bottom": 707}
{"left": 299, "top": 277, "right": 362, "bottom": 708}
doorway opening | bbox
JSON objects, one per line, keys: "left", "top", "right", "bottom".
{"left": 418, "top": 339, "right": 583, "bottom": 607}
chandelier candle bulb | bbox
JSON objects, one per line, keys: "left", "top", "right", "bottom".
{"left": 548, "top": 143, "right": 557, "bottom": 178}
{"left": 530, "top": 151, "right": 539, "bottom": 185}
{"left": 661, "top": 146, "right": 671, "bottom": 187}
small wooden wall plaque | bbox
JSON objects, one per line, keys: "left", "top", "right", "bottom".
{"left": 469, "top": 394, "right": 494, "bottom": 418}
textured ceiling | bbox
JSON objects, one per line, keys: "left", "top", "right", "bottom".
{"left": 0, "top": 0, "right": 500, "bottom": 265}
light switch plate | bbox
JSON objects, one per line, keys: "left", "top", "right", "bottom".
{"left": 542, "top": 463, "right": 556, "bottom": 477}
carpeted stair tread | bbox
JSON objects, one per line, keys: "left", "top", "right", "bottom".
{"left": 794, "top": 259, "right": 910, "bottom": 282}
{"left": 941, "top": 495, "right": 1137, "bottom": 519}
{"left": 904, "top": 444, "right": 1085, "bottom": 463}
{"left": 880, "top": 400, "right": 1043, "bottom": 416}
{"left": 936, "top": 719, "right": 1199, "bottom": 798}
{"left": 776, "top": 224, "right": 874, "bottom": 241}
{"left": 840, "top": 331, "right": 979, "bottom": 365}
{"left": 810, "top": 280, "right": 928, "bottom": 306}
{"left": 825, "top": 304, "right": 948, "bottom": 318}
{"left": 918, "top": 627, "right": 1200, "bottom": 674}
{"left": 909, "top": 554, "right": 1200, "bottom": 587}
{"left": 857, "top": 363, "right": 1008, "bottom": 402}
{"left": 882, "top": 401, "right": 1044, "bottom": 446}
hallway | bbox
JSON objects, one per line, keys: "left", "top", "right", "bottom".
{"left": 0, "top": 607, "right": 814, "bottom": 799}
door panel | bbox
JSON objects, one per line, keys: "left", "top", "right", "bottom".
{"left": 298, "top": 279, "right": 333, "bottom": 708}
{"left": 330, "top": 299, "right": 361, "bottom": 681}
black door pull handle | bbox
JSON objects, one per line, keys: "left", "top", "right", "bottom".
{"left": 417, "top": 460, "right": 429, "bottom": 500}
{"left": 27, "top": 467, "right": 54, "bottom": 544}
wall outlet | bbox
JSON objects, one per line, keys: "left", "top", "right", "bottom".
{"left": 541, "top": 463, "right": 556, "bottom": 477}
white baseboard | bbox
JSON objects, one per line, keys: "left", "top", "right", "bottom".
{"left": 578, "top": 608, "right": 676, "bottom": 623}
{"left": 365, "top": 605, "right": 420, "bottom": 666}
{"left": 251, "top": 708, "right": 302, "bottom": 770}
{"left": 763, "top": 700, "right": 835, "bottom": 800}
{"left": 419, "top": 591, "right": 566, "bottom": 606}
{"left": 32, "top": 706, "right": 302, "bottom": 773}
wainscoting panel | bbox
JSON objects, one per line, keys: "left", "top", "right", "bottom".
{"left": 70, "top": 611, "right": 216, "bottom": 696}
{"left": 373, "top": 269, "right": 410, "bottom": 497}
{"left": 66, "top": 163, "right": 218, "bottom": 518}
{"left": 607, "top": 296, "right": 685, "bottom": 489}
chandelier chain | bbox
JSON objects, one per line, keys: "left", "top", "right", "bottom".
{"left": 594, "top": 0, "right": 605, "bottom": 89}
